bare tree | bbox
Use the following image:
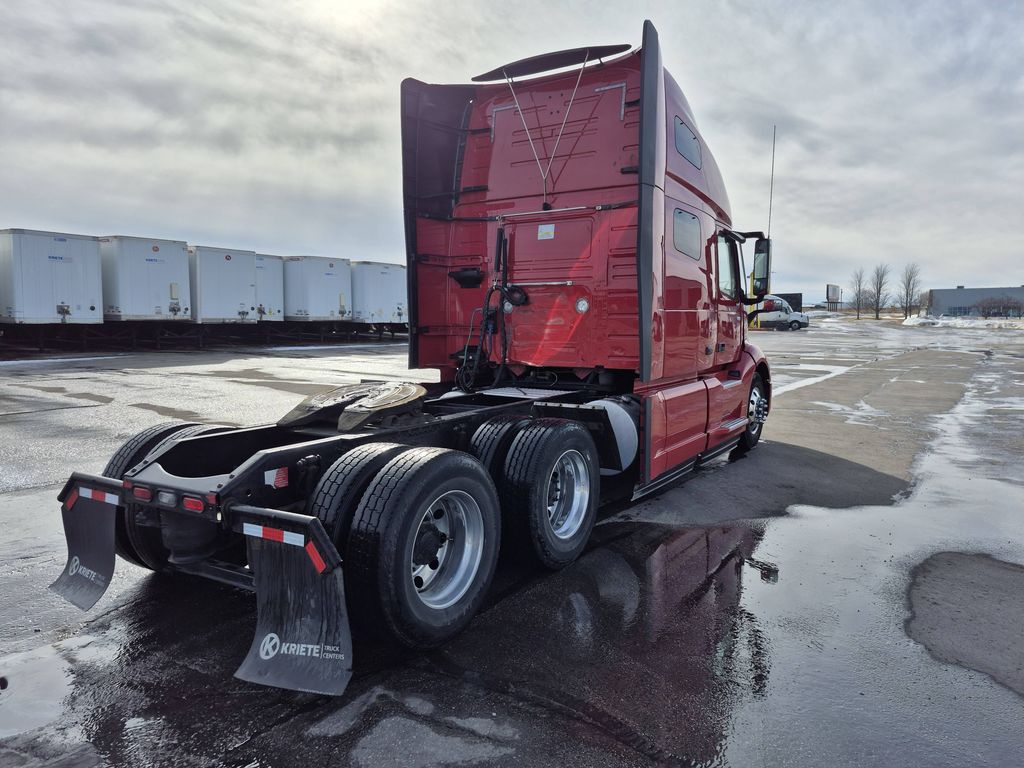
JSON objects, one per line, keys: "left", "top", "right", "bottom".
{"left": 917, "top": 290, "right": 931, "bottom": 315}
{"left": 850, "top": 267, "right": 866, "bottom": 319}
{"left": 868, "top": 263, "right": 890, "bottom": 319}
{"left": 896, "top": 263, "right": 922, "bottom": 318}
{"left": 975, "top": 296, "right": 1024, "bottom": 318}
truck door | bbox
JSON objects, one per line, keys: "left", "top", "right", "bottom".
{"left": 705, "top": 233, "right": 748, "bottom": 444}
{"left": 714, "top": 233, "right": 742, "bottom": 367}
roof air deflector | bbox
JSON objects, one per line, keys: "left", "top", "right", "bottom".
{"left": 472, "top": 44, "right": 632, "bottom": 82}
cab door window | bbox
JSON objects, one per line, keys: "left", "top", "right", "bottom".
{"left": 715, "top": 235, "right": 737, "bottom": 300}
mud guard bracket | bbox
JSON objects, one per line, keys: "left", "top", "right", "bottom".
{"left": 49, "top": 472, "right": 122, "bottom": 610}
{"left": 230, "top": 505, "right": 353, "bottom": 696}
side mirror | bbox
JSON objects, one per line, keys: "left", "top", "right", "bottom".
{"left": 752, "top": 238, "right": 771, "bottom": 296}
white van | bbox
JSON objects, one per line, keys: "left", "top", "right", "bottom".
{"left": 757, "top": 295, "right": 810, "bottom": 330}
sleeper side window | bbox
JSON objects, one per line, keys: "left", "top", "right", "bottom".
{"left": 674, "top": 116, "right": 702, "bottom": 169}
{"left": 672, "top": 209, "right": 701, "bottom": 260}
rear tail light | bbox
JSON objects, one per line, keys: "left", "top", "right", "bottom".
{"left": 132, "top": 487, "right": 153, "bottom": 502}
{"left": 182, "top": 496, "right": 204, "bottom": 512}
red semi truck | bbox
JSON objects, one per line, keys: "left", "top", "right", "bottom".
{"left": 49, "top": 20, "right": 772, "bottom": 696}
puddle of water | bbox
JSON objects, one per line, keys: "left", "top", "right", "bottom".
{"left": 724, "top": 353, "right": 1024, "bottom": 767}
{"left": 0, "top": 644, "right": 73, "bottom": 738}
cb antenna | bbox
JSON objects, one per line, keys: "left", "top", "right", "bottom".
{"left": 767, "top": 124, "right": 776, "bottom": 239}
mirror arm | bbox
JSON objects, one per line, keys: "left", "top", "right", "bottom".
{"left": 740, "top": 289, "right": 765, "bottom": 306}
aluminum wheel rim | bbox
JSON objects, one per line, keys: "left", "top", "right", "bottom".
{"left": 411, "top": 490, "right": 484, "bottom": 610}
{"left": 546, "top": 450, "right": 590, "bottom": 540}
{"left": 748, "top": 385, "right": 765, "bottom": 435}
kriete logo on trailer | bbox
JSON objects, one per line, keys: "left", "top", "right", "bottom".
{"left": 258, "top": 633, "right": 345, "bottom": 661}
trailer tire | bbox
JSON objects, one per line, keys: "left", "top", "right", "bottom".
{"left": 503, "top": 418, "right": 600, "bottom": 570}
{"left": 469, "top": 414, "right": 531, "bottom": 484}
{"left": 103, "top": 421, "right": 200, "bottom": 568}
{"left": 731, "top": 373, "right": 767, "bottom": 459}
{"left": 346, "top": 447, "right": 500, "bottom": 648}
{"left": 308, "top": 442, "right": 410, "bottom": 548}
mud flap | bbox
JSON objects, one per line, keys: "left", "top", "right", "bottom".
{"left": 49, "top": 472, "right": 122, "bottom": 610}
{"left": 231, "top": 505, "right": 353, "bottom": 696}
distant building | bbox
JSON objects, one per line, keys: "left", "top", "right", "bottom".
{"left": 927, "top": 286, "right": 1024, "bottom": 317}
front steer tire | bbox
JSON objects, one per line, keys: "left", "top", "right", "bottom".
{"left": 731, "top": 373, "right": 767, "bottom": 459}
{"left": 346, "top": 448, "right": 501, "bottom": 648}
{"left": 502, "top": 418, "right": 600, "bottom": 570}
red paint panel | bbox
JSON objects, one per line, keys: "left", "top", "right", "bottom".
{"left": 646, "top": 380, "right": 708, "bottom": 479}
{"left": 410, "top": 58, "right": 643, "bottom": 377}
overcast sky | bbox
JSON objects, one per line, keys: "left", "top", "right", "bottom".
{"left": 2, "top": 0, "right": 1021, "bottom": 301}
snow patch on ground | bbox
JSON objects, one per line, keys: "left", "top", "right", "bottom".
{"left": 904, "top": 316, "right": 1024, "bottom": 329}
{"left": 773, "top": 364, "right": 853, "bottom": 395}
{"left": 811, "top": 399, "right": 889, "bottom": 427}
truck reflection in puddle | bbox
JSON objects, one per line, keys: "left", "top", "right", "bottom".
{"left": 435, "top": 522, "right": 773, "bottom": 764}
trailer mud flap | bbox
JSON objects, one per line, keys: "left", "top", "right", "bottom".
{"left": 231, "top": 506, "right": 353, "bottom": 696}
{"left": 49, "top": 472, "right": 121, "bottom": 610}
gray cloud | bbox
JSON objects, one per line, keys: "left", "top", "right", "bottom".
{"left": 0, "top": 0, "right": 1021, "bottom": 301}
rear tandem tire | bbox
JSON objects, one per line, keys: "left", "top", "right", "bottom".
{"left": 469, "top": 414, "right": 532, "bottom": 484}
{"left": 103, "top": 421, "right": 231, "bottom": 571}
{"left": 346, "top": 447, "right": 501, "bottom": 648}
{"left": 308, "top": 442, "right": 410, "bottom": 549}
{"left": 103, "top": 421, "right": 199, "bottom": 568}
{"left": 502, "top": 418, "right": 600, "bottom": 570}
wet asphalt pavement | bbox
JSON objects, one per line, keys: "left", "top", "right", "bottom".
{"left": 1, "top": 320, "right": 1023, "bottom": 767}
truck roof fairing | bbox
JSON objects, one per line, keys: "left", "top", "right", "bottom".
{"left": 471, "top": 43, "right": 633, "bottom": 82}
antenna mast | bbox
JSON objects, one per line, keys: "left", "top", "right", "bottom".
{"left": 767, "top": 124, "right": 776, "bottom": 239}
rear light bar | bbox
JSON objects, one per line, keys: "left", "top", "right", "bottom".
{"left": 182, "top": 496, "right": 205, "bottom": 512}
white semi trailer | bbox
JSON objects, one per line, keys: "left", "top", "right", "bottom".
{"left": 350, "top": 261, "right": 406, "bottom": 324}
{"left": 0, "top": 229, "right": 103, "bottom": 324}
{"left": 100, "top": 236, "right": 191, "bottom": 321}
{"left": 188, "top": 246, "right": 258, "bottom": 323}
{"left": 284, "top": 256, "right": 353, "bottom": 321}
{"left": 255, "top": 254, "right": 284, "bottom": 322}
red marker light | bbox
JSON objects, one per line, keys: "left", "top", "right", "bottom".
{"left": 133, "top": 487, "right": 153, "bottom": 502}
{"left": 182, "top": 496, "right": 204, "bottom": 512}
